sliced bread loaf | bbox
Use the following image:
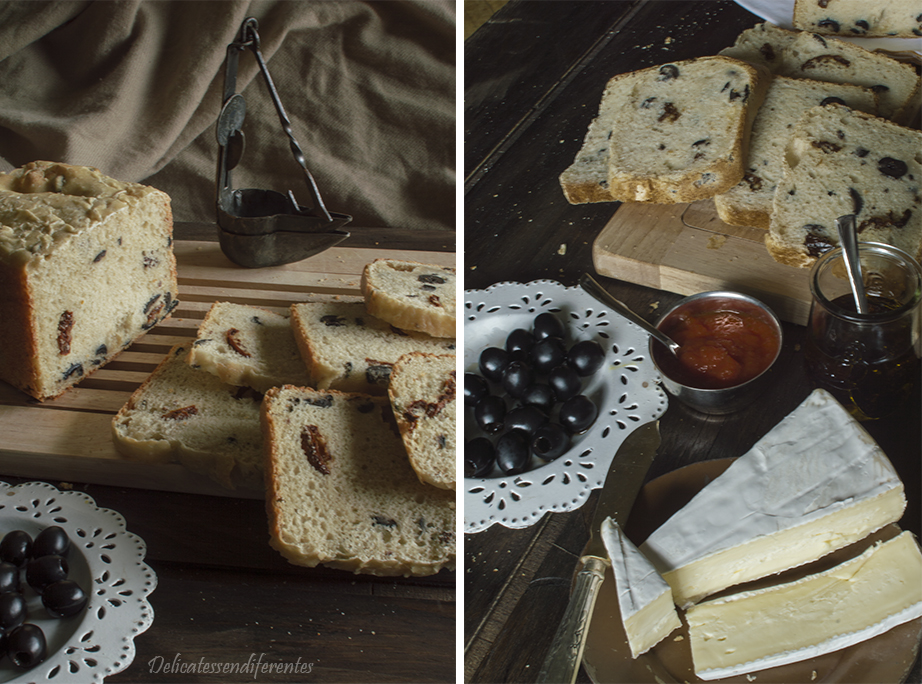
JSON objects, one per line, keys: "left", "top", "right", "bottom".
{"left": 388, "top": 353, "right": 457, "bottom": 490}
{"left": 361, "top": 259, "right": 456, "bottom": 338}
{"left": 793, "top": 0, "right": 922, "bottom": 39}
{"left": 560, "top": 56, "right": 770, "bottom": 204}
{"left": 767, "top": 103, "right": 922, "bottom": 267}
{"left": 261, "top": 385, "right": 456, "bottom": 576}
{"left": 289, "top": 301, "right": 456, "bottom": 395}
{"left": 715, "top": 77, "right": 879, "bottom": 229}
{"left": 111, "top": 343, "right": 264, "bottom": 489}
{"left": 187, "top": 302, "right": 311, "bottom": 393}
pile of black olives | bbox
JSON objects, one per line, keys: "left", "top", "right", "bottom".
{"left": 465, "top": 312, "right": 604, "bottom": 478}
{"left": 0, "top": 526, "right": 87, "bottom": 670}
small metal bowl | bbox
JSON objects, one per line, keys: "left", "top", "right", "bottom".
{"left": 649, "top": 291, "right": 783, "bottom": 415}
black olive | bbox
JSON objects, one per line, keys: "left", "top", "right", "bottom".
{"left": 521, "top": 383, "right": 557, "bottom": 413}
{"left": 531, "top": 336, "right": 568, "bottom": 373}
{"left": 657, "top": 64, "right": 680, "bottom": 81}
{"left": 0, "top": 562, "right": 19, "bottom": 594}
{"left": 495, "top": 430, "right": 531, "bottom": 475}
{"left": 7, "top": 624, "right": 47, "bottom": 669}
{"left": 465, "top": 438, "right": 495, "bottom": 478}
{"left": 479, "top": 347, "right": 510, "bottom": 381}
{"left": 532, "top": 312, "right": 565, "bottom": 341}
{"left": 42, "top": 579, "right": 88, "bottom": 618}
{"left": 568, "top": 340, "right": 605, "bottom": 376}
{"left": 532, "top": 424, "right": 570, "bottom": 461}
{"left": 0, "top": 592, "right": 26, "bottom": 630}
{"left": 505, "top": 405, "right": 548, "bottom": 435}
{"left": 548, "top": 365, "right": 582, "bottom": 402}
{"left": 473, "top": 395, "right": 506, "bottom": 434}
{"left": 0, "top": 531, "right": 32, "bottom": 567}
{"left": 820, "top": 96, "right": 846, "bottom": 106}
{"left": 878, "top": 157, "right": 907, "bottom": 179}
{"left": 464, "top": 373, "right": 489, "bottom": 407}
{"left": 501, "top": 361, "right": 534, "bottom": 398}
{"left": 559, "top": 395, "right": 599, "bottom": 434}
{"left": 32, "top": 526, "right": 70, "bottom": 559}
{"left": 26, "top": 555, "right": 69, "bottom": 592}
{"left": 505, "top": 328, "right": 535, "bottom": 360}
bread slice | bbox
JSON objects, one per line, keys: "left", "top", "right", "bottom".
{"left": 289, "top": 301, "right": 456, "bottom": 395}
{"left": 560, "top": 56, "right": 769, "bottom": 204}
{"left": 793, "top": 0, "right": 922, "bottom": 39}
{"left": 111, "top": 343, "right": 264, "bottom": 489}
{"left": 767, "top": 103, "right": 922, "bottom": 267}
{"left": 388, "top": 353, "right": 457, "bottom": 490}
{"left": 261, "top": 385, "right": 456, "bottom": 576}
{"left": 714, "top": 77, "right": 879, "bottom": 229}
{"left": 187, "top": 302, "right": 310, "bottom": 393}
{"left": 720, "top": 23, "right": 921, "bottom": 122}
{"left": 361, "top": 259, "right": 456, "bottom": 338}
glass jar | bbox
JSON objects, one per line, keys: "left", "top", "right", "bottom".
{"left": 804, "top": 243, "right": 921, "bottom": 421}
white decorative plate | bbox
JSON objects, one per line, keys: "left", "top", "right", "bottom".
{"left": 464, "top": 280, "right": 668, "bottom": 534}
{"left": 0, "top": 481, "right": 156, "bottom": 684}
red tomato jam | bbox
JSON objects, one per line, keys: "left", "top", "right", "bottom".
{"left": 654, "top": 298, "right": 780, "bottom": 390}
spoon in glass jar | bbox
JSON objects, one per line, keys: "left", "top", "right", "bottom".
{"left": 835, "top": 214, "right": 870, "bottom": 314}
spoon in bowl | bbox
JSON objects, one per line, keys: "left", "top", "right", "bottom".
{"left": 579, "top": 273, "right": 681, "bottom": 357}
{"left": 835, "top": 214, "right": 870, "bottom": 314}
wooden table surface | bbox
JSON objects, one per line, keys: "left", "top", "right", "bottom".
{"left": 463, "top": 2, "right": 921, "bottom": 682}
{"left": 0, "top": 222, "right": 455, "bottom": 683}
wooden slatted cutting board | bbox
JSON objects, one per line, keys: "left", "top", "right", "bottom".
{"left": 0, "top": 241, "right": 455, "bottom": 498}
{"left": 592, "top": 199, "right": 812, "bottom": 325}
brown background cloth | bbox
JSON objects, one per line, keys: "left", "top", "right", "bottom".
{"left": 0, "top": 0, "right": 456, "bottom": 232}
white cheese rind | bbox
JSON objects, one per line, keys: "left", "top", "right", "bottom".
{"left": 686, "top": 531, "right": 922, "bottom": 680}
{"left": 639, "top": 389, "right": 906, "bottom": 607}
{"left": 601, "top": 518, "right": 681, "bottom": 657}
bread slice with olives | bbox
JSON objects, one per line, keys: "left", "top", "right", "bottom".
{"left": 560, "top": 55, "right": 770, "bottom": 204}
{"left": 361, "top": 259, "right": 456, "bottom": 338}
{"left": 767, "top": 103, "right": 922, "bottom": 267}
{"left": 793, "top": 0, "right": 922, "bottom": 39}
{"left": 715, "top": 77, "right": 879, "bottom": 229}
{"left": 261, "top": 385, "right": 456, "bottom": 576}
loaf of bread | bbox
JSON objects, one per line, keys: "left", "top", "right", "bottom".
{"left": 289, "top": 301, "right": 456, "bottom": 395}
{"left": 0, "top": 161, "right": 177, "bottom": 400}
{"left": 767, "top": 103, "right": 922, "bottom": 267}
{"left": 261, "top": 385, "right": 456, "bottom": 576}
{"left": 187, "top": 302, "right": 311, "bottom": 393}
{"left": 388, "top": 353, "right": 457, "bottom": 490}
{"left": 560, "top": 56, "right": 769, "bottom": 204}
{"left": 720, "top": 23, "right": 921, "bottom": 122}
{"left": 111, "top": 343, "right": 264, "bottom": 489}
{"left": 715, "top": 77, "right": 879, "bottom": 229}
{"left": 361, "top": 259, "right": 456, "bottom": 338}
{"left": 793, "top": 0, "right": 922, "bottom": 38}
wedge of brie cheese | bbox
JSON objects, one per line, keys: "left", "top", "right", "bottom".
{"left": 640, "top": 389, "right": 906, "bottom": 607}
{"left": 686, "top": 531, "right": 922, "bottom": 680}
{"left": 601, "top": 518, "right": 681, "bottom": 658}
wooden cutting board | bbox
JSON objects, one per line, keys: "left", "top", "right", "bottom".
{"left": 0, "top": 241, "right": 455, "bottom": 498}
{"left": 592, "top": 199, "right": 813, "bottom": 325}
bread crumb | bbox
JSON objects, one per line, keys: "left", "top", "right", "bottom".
{"left": 649, "top": 301, "right": 659, "bottom": 311}
{"left": 558, "top": 243, "right": 567, "bottom": 255}
{"left": 707, "top": 234, "right": 728, "bottom": 250}
{"left": 673, "top": 634, "right": 684, "bottom": 641}
{"left": 664, "top": 36, "right": 673, "bottom": 44}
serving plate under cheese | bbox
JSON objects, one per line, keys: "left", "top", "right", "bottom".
{"left": 582, "top": 459, "right": 922, "bottom": 683}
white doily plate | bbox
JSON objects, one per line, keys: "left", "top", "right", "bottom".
{"left": 0, "top": 481, "right": 156, "bottom": 684}
{"left": 464, "top": 280, "right": 668, "bottom": 534}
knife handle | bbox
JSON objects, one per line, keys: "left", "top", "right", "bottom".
{"left": 536, "top": 556, "right": 609, "bottom": 684}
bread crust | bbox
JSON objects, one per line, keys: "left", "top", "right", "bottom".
{"left": 714, "top": 195, "right": 771, "bottom": 230}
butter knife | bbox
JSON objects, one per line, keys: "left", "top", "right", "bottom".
{"left": 536, "top": 420, "right": 661, "bottom": 684}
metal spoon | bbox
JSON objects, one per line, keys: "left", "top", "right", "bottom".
{"left": 835, "top": 214, "right": 870, "bottom": 314}
{"left": 579, "top": 273, "right": 681, "bottom": 356}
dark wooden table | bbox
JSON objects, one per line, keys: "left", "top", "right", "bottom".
{"left": 0, "top": 222, "right": 455, "bottom": 683}
{"left": 463, "top": 2, "right": 922, "bottom": 682}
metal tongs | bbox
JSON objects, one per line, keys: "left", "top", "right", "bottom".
{"left": 216, "top": 17, "right": 352, "bottom": 268}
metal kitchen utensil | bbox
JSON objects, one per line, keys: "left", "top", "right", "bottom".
{"left": 835, "top": 214, "right": 870, "bottom": 314}
{"left": 580, "top": 273, "right": 681, "bottom": 357}
{"left": 536, "top": 420, "right": 662, "bottom": 684}
{"left": 216, "top": 17, "right": 352, "bottom": 268}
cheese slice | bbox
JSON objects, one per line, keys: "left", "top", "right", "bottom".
{"left": 686, "top": 531, "right": 922, "bottom": 680}
{"left": 640, "top": 389, "right": 906, "bottom": 607}
{"left": 601, "top": 518, "right": 681, "bottom": 657}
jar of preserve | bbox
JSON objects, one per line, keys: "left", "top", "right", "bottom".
{"left": 804, "top": 242, "right": 921, "bottom": 420}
